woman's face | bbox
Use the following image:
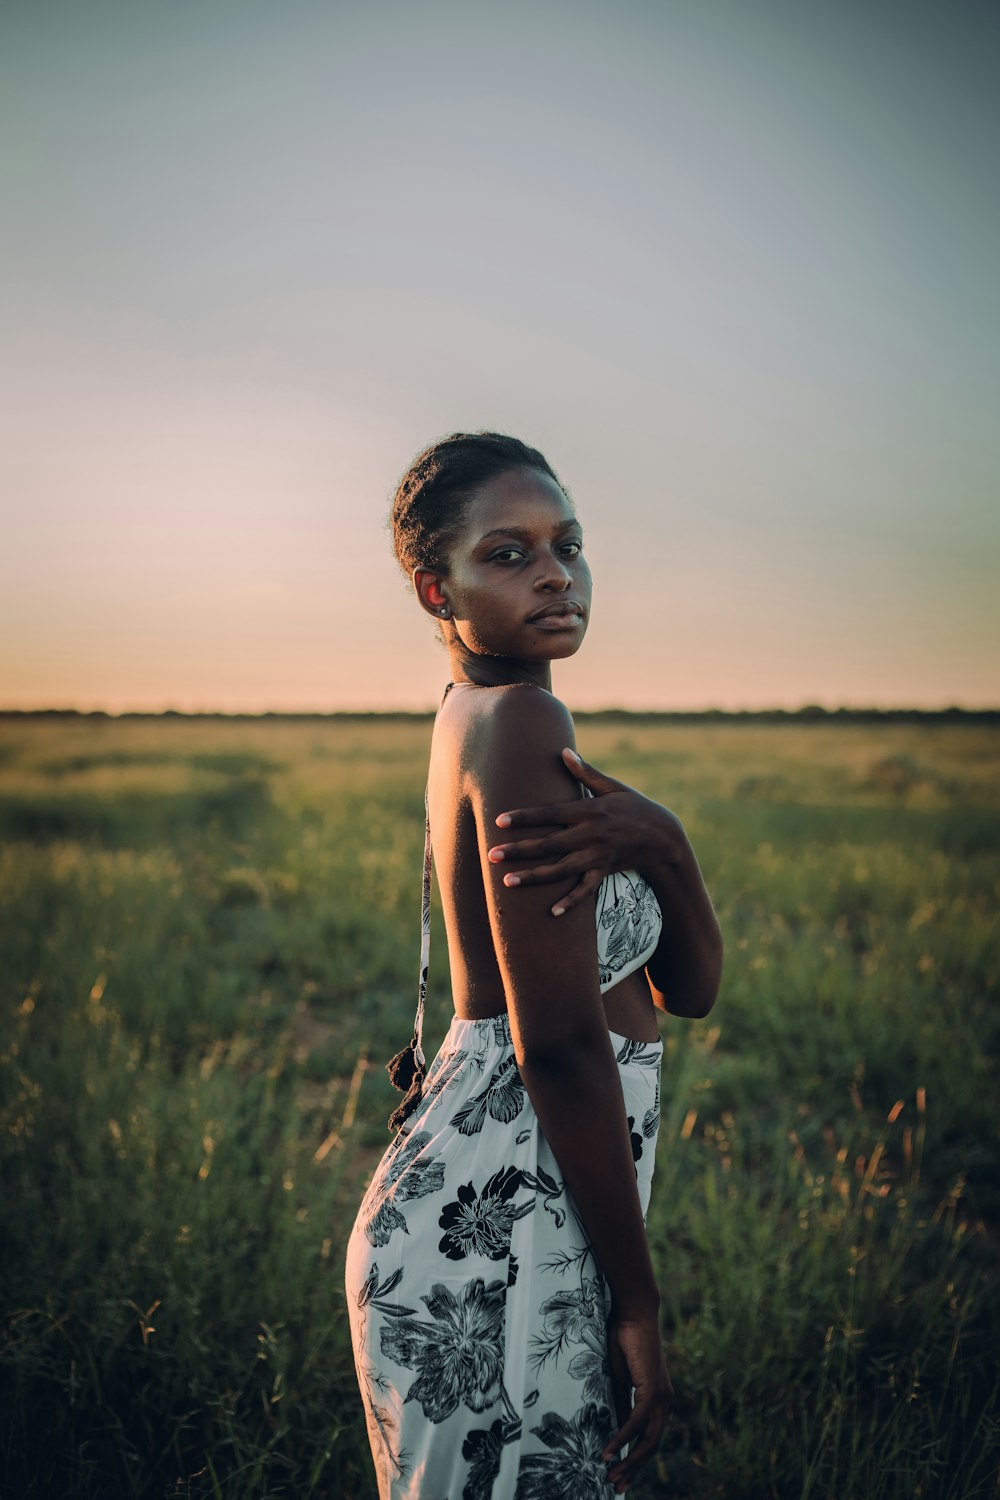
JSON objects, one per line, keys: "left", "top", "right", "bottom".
{"left": 430, "top": 466, "right": 592, "bottom": 662}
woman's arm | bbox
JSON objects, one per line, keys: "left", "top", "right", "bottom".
{"left": 467, "top": 690, "right": 670, "bottom": 1484}
{"left": 487, "top": 748, "right": 723, "bottom": 1018}
{"left": 640, "top": 832, "right": 723, "bottom": 1019}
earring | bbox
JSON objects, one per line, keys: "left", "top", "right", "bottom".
{"left": 439, "top": 606, "right": 450, "bottom": 617}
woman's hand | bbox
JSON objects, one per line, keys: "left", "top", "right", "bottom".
{"left": 603, "top": 1307, "right": 673, "bottom": 1493}
{"left": 487, "top": 748, "right": 688, "bottom": 915}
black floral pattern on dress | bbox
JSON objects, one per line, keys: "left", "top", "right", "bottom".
{"left": 348, "top": 1006, "right": 662, "bottom": 1497}
{"left": 423, "top": 1047, "right": 470, "bottom": 1102}
{"left": 365, "top": 1400, "right": 411, "bottom": 1484}
{"left": 530, "top": 1276, "right": 612, "bottom": 1408}
{"left": 380, "top": 1276, "right": 507, "bottom": 1423}
{"left": 639, "top": 1070, "right": 661, "bottom": 1144}
{"left": 352, "top": 1262, "right": 416, "bottom": 1483}
{"left": 356, "top": 1262, "right": 413, "bottom": 1315}
{"left": 627, "top": 1115, "right": 644, "bottom": 1163}
{"left": 514, "top": 1402, "right": 616, "bottom": 1499}
{"left": 491, "top": 1015, "right": 511, "bottom": 1048}
{"left": 438, "top": 1166, "right": 537, "bottom": 1261}
{"left": 598, "top": 873, "right": 660, "bottom": 978}
{"left": 613, "top": 1037, "right": 661, "bottom": 1068}
{"left": 529, "top": 1279, "right": 606, "bottom": 1372}
{"left": 358, "top": 1130, "right": 446, "bottom": 1247}
{"left": 461, "top": 1417, "right": 506, "bottom": 1500}
{"left": 566, "top": 1342, "right": 611, "bottom": 1406}
{"left": 451, "top": 1054, "right": 526, "bottom": 1136}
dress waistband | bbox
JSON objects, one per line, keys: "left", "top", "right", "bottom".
{"left": 443, "top": 1011, "right": 663, "bottom": 1053}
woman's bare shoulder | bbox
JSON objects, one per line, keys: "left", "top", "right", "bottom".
{"left": 449, "top": 683, "right": 574, "bottom": 753}
{"left": 453, "top": 686, "right": 580, "bottom": 808}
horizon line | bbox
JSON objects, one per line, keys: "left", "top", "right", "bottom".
{"left": 3, "top": 704, "right": 998, "bottom": 722}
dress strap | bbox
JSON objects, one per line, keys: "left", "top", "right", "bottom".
{"left": 386, "top": 681, "right": 455, "bottom": 1131}
{"left": 414, "top": 780, "right": 433, "bottom": 1074}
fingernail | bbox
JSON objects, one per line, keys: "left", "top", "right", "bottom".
{"left": 488, "top": 848, "right": 504, "bottom": 862}
{"left": 503, "top": 874, "right": 520, "bottom": 887}
{"left": 564, "top": 748, "right": 581, "bottom": 763}
{"left": 552, "top": 906, "right": 565, "bottom": 917}
{"left": 496, "top": 814, "right": 511, "bottom": 827}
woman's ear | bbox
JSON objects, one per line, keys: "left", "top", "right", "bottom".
{"left": 413, "top": 568, "right": 452, "bottom": 620}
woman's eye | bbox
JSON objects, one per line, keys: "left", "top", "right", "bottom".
{"left": 490, "top": 539, "right": 582, "bottom": 563}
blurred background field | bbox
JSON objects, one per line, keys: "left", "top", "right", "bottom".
{"left": 1, "top": 712, "right": 998, "bottom": 1499}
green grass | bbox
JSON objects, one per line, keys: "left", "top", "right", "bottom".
{"left": 1, "top": 715, "right": 997, "bottom": 1498}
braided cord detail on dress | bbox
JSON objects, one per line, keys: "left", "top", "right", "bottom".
{"left": 415, "top": 777, "right": 432, "bottom": 1072}
{"left": 386, "top": 681, "right": 453, "bottom": 1131}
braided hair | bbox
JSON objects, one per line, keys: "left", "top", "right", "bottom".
{"left": 389, "top": 431, "right": 565, "bottom": 586}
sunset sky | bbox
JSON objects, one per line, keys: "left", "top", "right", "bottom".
{"left": 2, "top": 0, "right": 997, "bottom": 711}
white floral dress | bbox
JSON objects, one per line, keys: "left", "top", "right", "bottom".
{"left": 345, "top": 693, "right": 664, "bottom": 1499}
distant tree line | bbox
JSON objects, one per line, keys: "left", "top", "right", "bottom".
{"left": 2, "top": 706, "right": 997, "bottom": 725}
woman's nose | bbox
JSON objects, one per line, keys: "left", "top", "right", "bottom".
{"left": 536, "top": 552, "right": 574, "bottom": 589}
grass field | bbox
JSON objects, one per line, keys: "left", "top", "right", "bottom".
{"left": 1, "top": 712, "right": 998, "bottom": 1499}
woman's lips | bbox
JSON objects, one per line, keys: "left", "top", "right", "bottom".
{"left": 528, "top": 609, "right": 584, "bottom": 630}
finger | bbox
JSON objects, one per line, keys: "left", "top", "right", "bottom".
{"left": 550, "top": 869, "right": 603, "bottom": 917}
{"left": 607, "top": 1424, "right": 663, "bottom": 1490}
{"left": 603, "top": 1395, "right": 659, "bottom": 1464}
{"left": 500, "top": 860, "right": 589, "bottom": 889}
{"left": 605, "top": 1425, "right": 663, "bottom": 1491}
{"left": 610, "top": 1373, "right": 631, "bottom": 1432}
{"left": 495, "top": 801, "right": 590, "bottom": 830}
{"left": 487, "top": 834, "right": 585, "bottom": 864}
{"left": 561, "top": 747, "right": 627, "bottom": 795}
{"left": 606, "top": 1336, "right": 632, "bottom": 1430}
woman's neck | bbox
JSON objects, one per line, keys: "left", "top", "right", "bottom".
{"left": 446, "top": 647, "right": 552, "bottom": 694}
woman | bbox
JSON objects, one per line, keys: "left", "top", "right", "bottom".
{"left": 345, "top": 433, "right": 723, "bottom": 1499}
